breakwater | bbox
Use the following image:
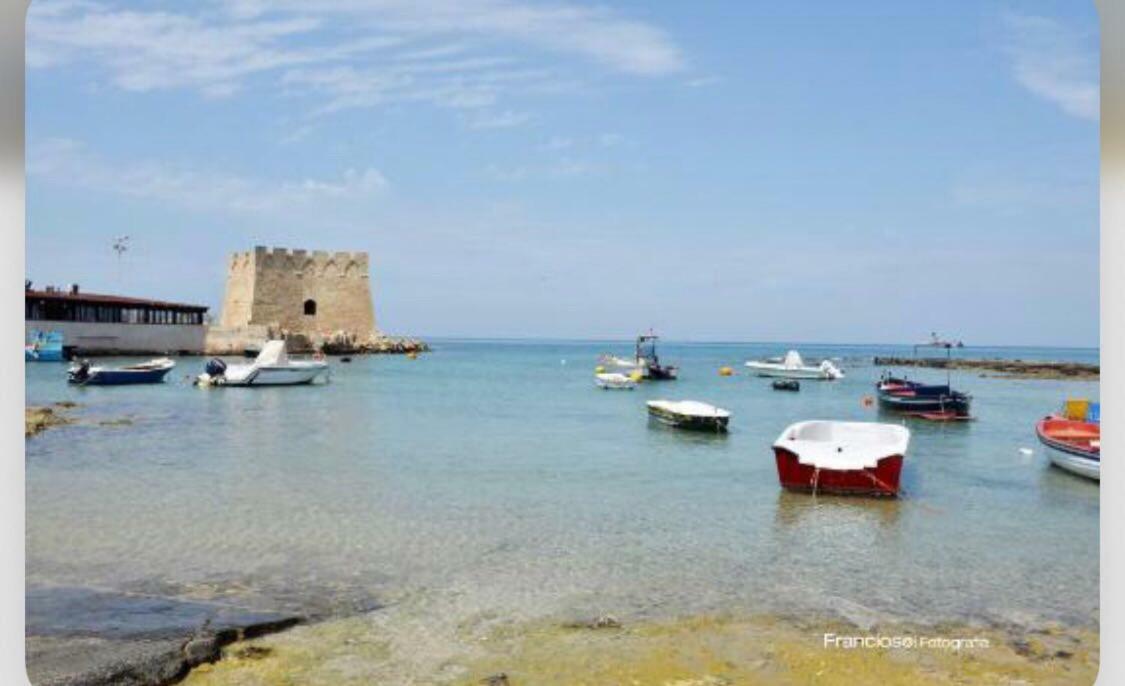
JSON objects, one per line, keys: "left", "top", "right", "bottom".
{"left": 872, "top": 357, "right": 1098, "bottom": 380}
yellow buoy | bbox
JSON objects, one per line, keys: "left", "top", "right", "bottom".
{"left": 595, "top": 365, "right": 606, "bottom": 374}
{"left": 629, "top": 370, "right": 644, "bottom": 382}
{"left": 719, "top": 366, "right": 734, "bottom": 377}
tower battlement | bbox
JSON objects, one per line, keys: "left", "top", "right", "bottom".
{"left": 218, "top": 246, "right": 377, "bottom": 337}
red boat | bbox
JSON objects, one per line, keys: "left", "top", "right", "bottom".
{"left": 773, "top": 420, "right": 911, "bottom": 497}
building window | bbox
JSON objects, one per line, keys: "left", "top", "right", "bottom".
{"left": 303, "top": 299, "right": 317, "bottom": 316}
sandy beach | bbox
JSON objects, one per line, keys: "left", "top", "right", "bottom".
{"left": 184, "top": 612, "right": 1099, "bottom": 685}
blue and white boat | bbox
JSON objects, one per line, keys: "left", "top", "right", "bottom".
{"left": 68, "top": 358, "right": 176, "bottom": 385}
{"left": 25, "top": 330, "right": 67, "bottom": 361}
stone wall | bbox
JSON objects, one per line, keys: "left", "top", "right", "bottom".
{"left": 217, "top": 246, "right": 378, "bottom": 338}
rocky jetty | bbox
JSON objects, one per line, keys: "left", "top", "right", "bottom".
{"left": 318, "top": 331, "right": 429, "bottom": 355}
{"left": 873, "top": 357, "right": 1099, "bottom": 380}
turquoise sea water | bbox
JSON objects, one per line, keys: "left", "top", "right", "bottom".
{"left": 26, "top": 340, "right": 1100, "bottom": 636}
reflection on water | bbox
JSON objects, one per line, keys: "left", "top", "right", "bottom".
{"left": 773, "top": 489, "right": 903, "bottom": 530}
{"left": 26, "top": 340, "right": 1099, "bottom": 635}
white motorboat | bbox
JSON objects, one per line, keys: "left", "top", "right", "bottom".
{"left": 745, "top": 350, "right": 843, "bottom": 380}
{"left": 595, "top": 372, "right": 637, "bottom": 390}
{"left": 599, "top": 354, "right": 639, "bottom": 370}
{"left": 197, "top": 340, "right": 329, "bottom": 386}
{"left": 646, "top": 400, "right": 730, "bottom": 431}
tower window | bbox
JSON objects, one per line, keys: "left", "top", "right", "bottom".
{"left": 303, "top": 299, "right": 317, "bottom": 316}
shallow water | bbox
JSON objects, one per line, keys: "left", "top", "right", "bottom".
{"left": 26, "top": 341, "right": 1099, "bottom": 639}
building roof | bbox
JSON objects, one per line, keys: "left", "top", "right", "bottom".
{"left": 25, "top": 289, "right": 209, "bottom": 312}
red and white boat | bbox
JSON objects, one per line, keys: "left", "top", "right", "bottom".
{"left": 772, "top": 421, "right": 911, "bottom": 497}
{"left": 1036, "top": 415, "right": 1100, "bottom": 482}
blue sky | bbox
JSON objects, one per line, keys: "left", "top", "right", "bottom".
{"left": 25, "top": 1, "right": 1099, "bottom": 346}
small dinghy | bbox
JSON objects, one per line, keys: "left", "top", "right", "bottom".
{"left": 772, "top": 421, "right": 911, "bottom": 497}
{"left": 68, "top": 358, "right": 176, "bottom": 385}
{"left": 595, "top": 372, "right": 637, "bottom": 390}
{"left": 1036, "top": 399, "right": 1100, "bottom": 481}
{"left": 197, "top": 340, "right": 328, "bottom": 387}
{"left": 746, "top": 350, "right": 843, "bottom": 380}
{"left": 646, "top": 400, "right": 730, "bottom": 432}
{"left": 772, "top": 379, "right": 800, "bottom": 392}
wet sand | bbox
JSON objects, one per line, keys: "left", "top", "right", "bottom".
{"left": 183, "top": 613, "right": 1098, "bottom": 685}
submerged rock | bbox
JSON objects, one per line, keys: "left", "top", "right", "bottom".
{"left": 26, "top": 405, "right": 74, "bottom": 437}
{"left": 26, "top": 587, "right": 302, "bottom": 686}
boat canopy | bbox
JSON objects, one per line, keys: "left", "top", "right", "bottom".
{"left": 782, "top": 350, "right": 804, "bottom": 368}
{"left": 256, "top": 340, "right": 289, "bottom": 366}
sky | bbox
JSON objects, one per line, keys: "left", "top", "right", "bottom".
{"left": 24, "top": 0, "right": 1100, "bottom": 346}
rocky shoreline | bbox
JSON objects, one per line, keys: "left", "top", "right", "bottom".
{"left": 320, "top": 334, "right": 429, "bottom": 355}
{"left": 26, "top": 587, "right": 304, "bottom": 686}
{"left": 873, "top": 357, "right": 1099, "bottom": 380}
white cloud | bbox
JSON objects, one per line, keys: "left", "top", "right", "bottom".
{"left": 597, "top": 132, "right": 624, "bottom": 147}
{"left": 28, "top": 137, "right": 387, "bottom": 213}
{"left": 27, "top": 0, "right": 685, "bottom": 110}
{"left": 230, "top": 0, "right": 685, "bottom": 76}
{"left": 1001, "top": 12, "right": 1098, "bottom": 121}
{"left": 540, "top": 136, "right": 573, "bottom": 151}
{"left": 950, "top": 165, "right": 1093, "bottom": 214}
{"left": 684, "top": 75, "right": 721, "bottom": 88}
{"left": 468, "top": 110, "right": 531, "bottom": 129}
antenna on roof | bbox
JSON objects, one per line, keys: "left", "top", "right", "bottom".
{"left": 112, "top": 235, "right": 130, "bottom": 285}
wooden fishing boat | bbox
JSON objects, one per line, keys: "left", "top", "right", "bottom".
{"left": 772, "top": 420, "right": 910, "bottom": 497}
{"left": 68, "top": 358, "right": 175, "bottom": 385}
{"left": 598, "top": 333, "right": 678, "bottom": 380}
{"left": 1036, "top": 400, "right": 1100, "bottom": 481}
{"left": 876, "top": 337, "right": 971, "bottom": 417}
{"left": 876, "top": 375, "right": 972, "bottom": 417}
{"left": 635, "top": 333, "right": 678, "bottom": 380}
{"left": 646, "top": 400, "right": 729, "bottom": 432}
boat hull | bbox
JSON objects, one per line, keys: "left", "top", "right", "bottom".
{"left": 877, "top": 394, "right": 971, "bottom": 415}
{"left": 26, "top": 347, "right": 66, "bottom": 362}
{"left": 594, "top": 373, "right": 636, "bottom": 390}
{"left": 875, "top": 380, "right": 971, "bottom": 416}
{"left": 70, "top": 367, "right": 173, "bottom": 385}
{"left": 774, "top": 447, "right": 903, "bottom": 496}
{"left": 646, "top": 406, "right": 728, "bottom": 432}
{"left": 1036, "top": 418, "right": 1100, "bottom": 482}
{"left": 222, "top": 364, "right": 328, "bottom": 386}
{"left": 747, "top": 364, "right": 830, "bottom": 380}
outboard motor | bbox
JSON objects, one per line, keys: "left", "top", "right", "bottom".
{"left": 204, "top": 358, "right": 228, "bottom": 377}
{"left": 69, "top": 360, "right": 91, "bottom": 384}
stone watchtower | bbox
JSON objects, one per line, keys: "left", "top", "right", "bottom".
{"left": 209, "top": 246, "right": 377, "bottom": 352}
